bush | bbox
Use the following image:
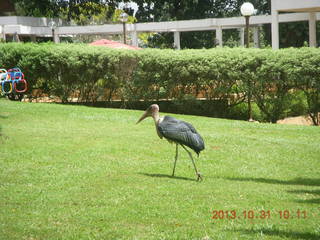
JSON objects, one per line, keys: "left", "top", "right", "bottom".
{"left": 0, "top": 43, "right": 319, "bottom": 124}
{"left": 284, "top": 90, "right": 308, "bottom": 117}
{"left": 227, "top": 102, "right": 263, "bottom": 122}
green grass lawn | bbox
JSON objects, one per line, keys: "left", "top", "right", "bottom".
{"left": 0, "top": 99, "right": 319, "bottom": 240}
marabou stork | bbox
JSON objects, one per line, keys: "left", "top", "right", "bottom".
{"left": 136, "top": 104, "right": 205, "bottom": 181}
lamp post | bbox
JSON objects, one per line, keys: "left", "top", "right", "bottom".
{"left": 240, "top": 2, "right": 254, "bottom": 48}
{"left": 48, "top": 20, "right": 57, "bottom": 43}
{"left": 240, "top": 2, "right": 255, "bottom": 121}
{"left": 119, "top": 12, "right": 129, "bottom": 44}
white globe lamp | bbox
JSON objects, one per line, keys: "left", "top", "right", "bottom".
{"left": 240, "top": 2, "right": 255, "bottom": 16}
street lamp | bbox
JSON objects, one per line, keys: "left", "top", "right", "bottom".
{"left": 240, "top": 2, "right": 255, "bottom": 121}
{"left": 119, "top": 12, "right": 129, "bottom": 44}
{"left": 240, "top": 2, "right": 255, "bottom": 48}
{"left": 48, "top": 20, "right": 57, "bottom": 43}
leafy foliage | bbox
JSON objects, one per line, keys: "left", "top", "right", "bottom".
{"left": 13, "top": 0, "right": 59, "bottom": 17}
{"left": 134, "top": 0, "right": 271, "bottom": 48}
{"left": 59, "top": 2, "right": 111, "bottom": 25}
{"left": 0, "top": 43, "right": 319, "bottom": 124}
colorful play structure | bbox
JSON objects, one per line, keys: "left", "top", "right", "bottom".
{"left": 0, "top": 67, "right": 27, "bottom": 100}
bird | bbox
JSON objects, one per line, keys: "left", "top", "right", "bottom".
{"left": 136, "top": 104, "right": 205, "bottom": 181}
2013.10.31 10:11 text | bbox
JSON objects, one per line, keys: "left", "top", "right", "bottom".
{"left": 211, "top": 210, "right": 307, "bottom": 220}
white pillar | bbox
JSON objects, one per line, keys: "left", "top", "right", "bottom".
{"left": 0, "top": 25, "right": 5, "bottom": 41}
{"left": 131, "top": 31, "right": 138, "bottom": 47}
{"left": 309, "top": 12, "right": 317, "bottom": 47}
{"left": 131, "top": 24, "right": 138, "bottom": 47}
{"left": 253, "top": 27, "right": 260, "bottom": 48}
{"left": 173, "top": 31, "right": 181, "bottom": 50}
{"left": 216, "top": 26, "right": 223, "bottom": 47}
{"left": 239, "top": 28, "right": 245, "bottom": 47}
{"left": 271, "top": 0, "right": 279, "bottom": 49}
{"left": 53, "top": 28, "right": 60, "bottom": 43}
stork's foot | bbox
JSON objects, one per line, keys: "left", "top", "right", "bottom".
{"left": 196, "top": 172, "right": 203, "bottom": 181}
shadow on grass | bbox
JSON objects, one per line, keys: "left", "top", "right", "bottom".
{"left": 139, "top": 173, "right": 197, "bottom": 182}
{"left": 288, "top": 190, "right": 320, "bottom": 204}
{"left": 295, "top": 198, "right": 320, "bottom": 204}
{"left": 0, "top": 114, "right": 7, "bottom": 140}
{"left": 288, "top": 189, "right": 320, "bottom": 195}
{"left": 234, "top": 228, "right": 319, "bottom": 240}
{"left": 226, "top": 177, "right": 320, "bottom": 187}
{"left": 228, "top": 177, "right": 320, "bottom": 204}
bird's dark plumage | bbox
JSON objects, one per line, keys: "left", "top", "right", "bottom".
{"left": 136, "top": 104, "right": 205, "bottom": 180}
{"left": 157, "top": 116, "right": 205, "bottom": 155}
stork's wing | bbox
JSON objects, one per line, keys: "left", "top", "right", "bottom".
{"left": 158, "top": 116, "right": 205, "bottom": 155}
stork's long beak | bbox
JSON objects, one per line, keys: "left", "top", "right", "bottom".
{"left": 136, "top": 111, "right": 149, "bottom": 124}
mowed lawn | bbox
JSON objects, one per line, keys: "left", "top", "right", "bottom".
{"left": 0, "top": 99, "right": 319, "bottom": 240}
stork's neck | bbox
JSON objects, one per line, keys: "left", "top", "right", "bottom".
{"left": 152, "top": 111, "right": 160, "bottom": 123}
{"left": 152, "top": 111, "right": 164, "bottom": 139}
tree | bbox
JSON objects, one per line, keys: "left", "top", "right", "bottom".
{"left": 13, "top": 0, "right": 59, "bottom": 17}
{"left": 59, "top": 0, "right": 119, "bottom": 22}
{"left": 12, "top": 0, "right": 133, "bottom": 43}
{"left": 13, "top": 0, "right": 120, "bottom": 20}
{"left": 11, "top": 0, "right": 313, "bottom": 49}
{"left": 133, "top": 0, "right": 271, "bottom": 48}
{"left": 59, "top": 1, "right": 112, "bottom": 25}
{"left": 279, "top": 21, "right": 309, "bottom": 48}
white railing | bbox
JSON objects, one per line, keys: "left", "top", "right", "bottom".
{"left": 1, "top": 12, "right": 319, "bottom": 36}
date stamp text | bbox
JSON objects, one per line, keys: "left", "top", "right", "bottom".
{"left": 211, "top": 209, "right": 307, "bottom": 220}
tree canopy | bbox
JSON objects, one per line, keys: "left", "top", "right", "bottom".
{"left": 133, "top": 0, "right": 271, "bottom": 48}
{"left": 10, "top": 0, "right": 314, "bottom": 48}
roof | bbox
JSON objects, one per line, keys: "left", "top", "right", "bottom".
{"left": 89, "top": 39, "right": 141, "bottom": 50}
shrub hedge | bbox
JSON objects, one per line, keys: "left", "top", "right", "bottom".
{"left": 0, "top": 43, "right": 319, "bottom": 125}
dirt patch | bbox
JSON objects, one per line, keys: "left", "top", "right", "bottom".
{"left": 277, "top": 115, "right": 313, "bottom": 126}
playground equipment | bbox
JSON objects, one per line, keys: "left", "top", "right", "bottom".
{"left": 0, "top": 67, "right": 28, "bottom": 100}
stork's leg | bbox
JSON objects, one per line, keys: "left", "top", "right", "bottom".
{"left": 172, "top": 144, "right": 178, "bottom": 176}
{"left": 180, "top": 145, "right": 202, "bottom": 181}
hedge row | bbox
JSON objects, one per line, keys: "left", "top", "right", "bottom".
{"left": 0, "top": 43, "right": 319, "bottom": 125}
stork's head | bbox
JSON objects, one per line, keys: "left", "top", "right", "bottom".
{"left": 136, "top": 104, "right": 159, "bottom": 124}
